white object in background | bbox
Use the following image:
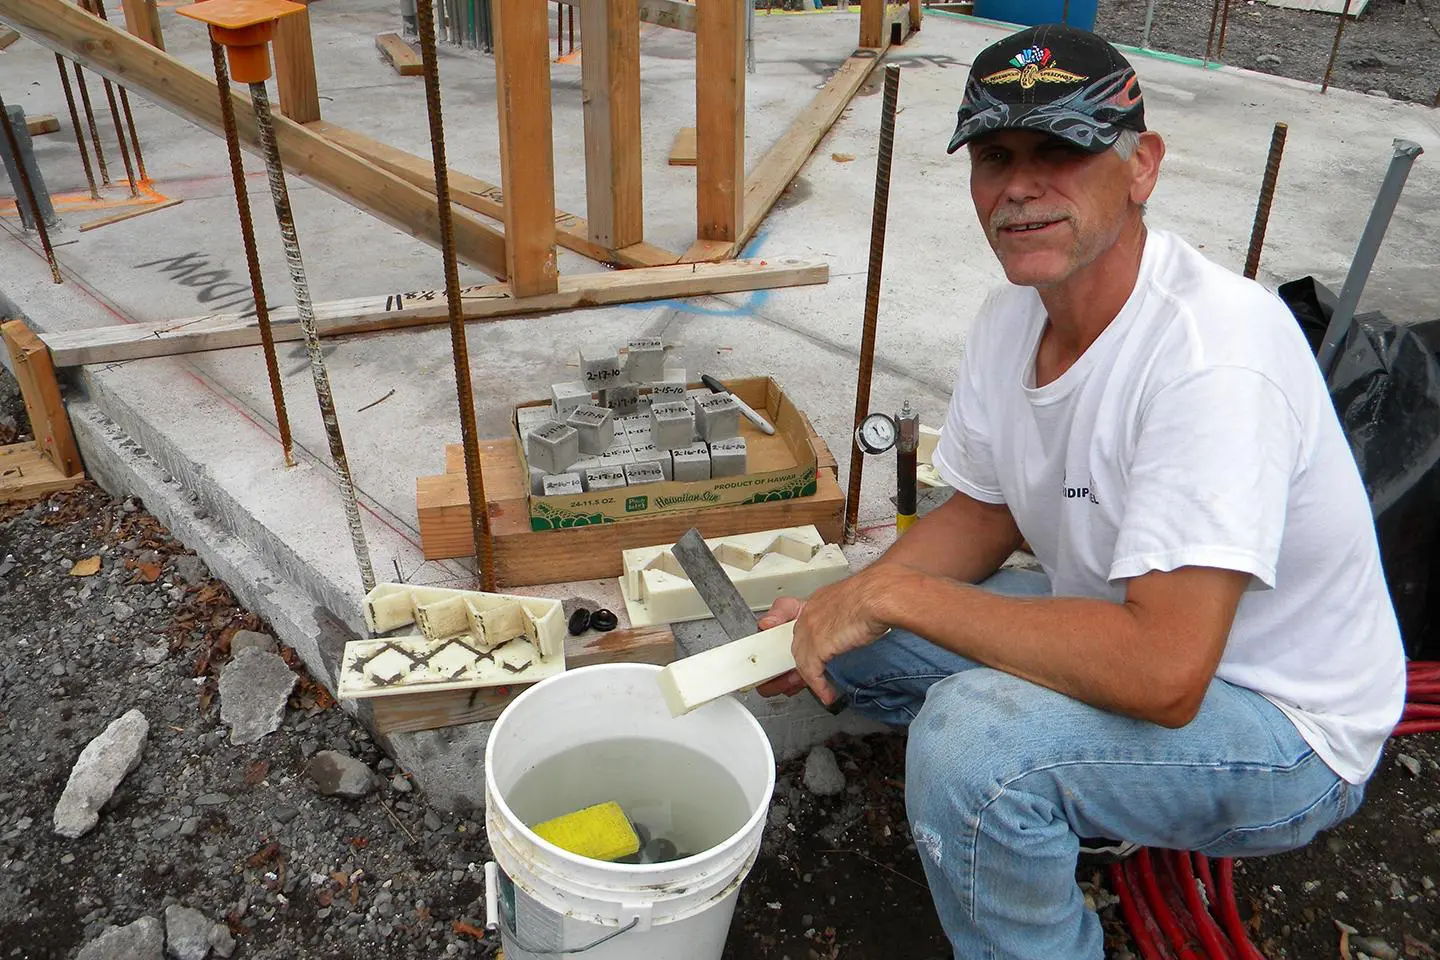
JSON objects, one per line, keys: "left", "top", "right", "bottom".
{"left": 619, "top": 525, "right": 851, "bottom": 627}
{"left": 656, "top": 621, "right": 797, "bottom": 716}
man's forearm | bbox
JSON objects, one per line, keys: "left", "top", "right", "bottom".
{"left": 874, "top": 493, "right": 1022, "bottom": 584}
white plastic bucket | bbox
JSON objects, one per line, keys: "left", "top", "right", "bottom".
{"left": 484, "top": 663, "right": 775, "bottom": 959}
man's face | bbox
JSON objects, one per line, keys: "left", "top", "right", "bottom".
{"left": 968, "top": 130, "right": 1147, "bottom": 288}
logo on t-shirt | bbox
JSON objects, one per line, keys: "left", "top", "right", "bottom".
{"left": 1062, "top": 478, "right": 1100, "bottom": 504}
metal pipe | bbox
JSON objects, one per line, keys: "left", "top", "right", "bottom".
{"left": 248, "top": 80, "right": 376, "bottom": 592}
{"left": 1321, "top": 0, "right": 1354, "bottom": 94}
{"left": 414, "top": 0, "right": 497, "bottom": 589}
{"left": 0, "top": 97, "right": 63, "bottom": 284}
{"left": 1140, "top": 0, "right": 1157, "bottom": 50}
{"left": 86, "top": 0, "right": 150, "bottom": 183}
{"left": 844, "top": 64, "right": 901, "bottom": 543}
{"left": 209, "top": 37, "right": 295, "bottom": 469}
{"left": 1316, "top": 138, "right": 1424, "bottom": 377}
{"left": 72, "top": 62, "right": 110, "bottom": 185}
{"left": 1243, "top": 121, "right": 1288, "bottom": 281}
{"left": 55, "top": 54, "right": 100, "bottom": 200}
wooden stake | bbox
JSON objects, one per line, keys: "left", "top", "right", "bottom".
{"left": 581, "top": 0, "right": 644, "bottom": 249}
{"left": 696, "top": 0, "right": 745, "bottom": 244}
{"left": 859, "top": 0, "right": 885, "bottom": 48}
{"left": 493, "top": 0, "right": 559, "bottom": 295}
{"left": 274, "top": 5, "right": 321, "bottom": 123}
{"left": 119, "top": 0, "right": 163, "bottom": 49}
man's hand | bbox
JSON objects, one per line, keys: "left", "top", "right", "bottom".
{"left": 755, "top": 597, "right": 807, "bottom": 698}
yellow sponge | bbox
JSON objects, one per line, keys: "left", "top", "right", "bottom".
{"left": 530, "top": 801, "right": 640, "bottom": 861}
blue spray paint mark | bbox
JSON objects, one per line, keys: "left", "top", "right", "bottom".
{"left": 617, "top": 229, "right": 776, "bottom": 317}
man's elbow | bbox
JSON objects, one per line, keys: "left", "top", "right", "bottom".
{"left": 1144, "top": 676, "right": 1211, "bottom": 729}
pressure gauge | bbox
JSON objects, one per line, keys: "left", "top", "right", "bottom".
{"left": 855, "top": 412, "right": 898, "bottom": 455}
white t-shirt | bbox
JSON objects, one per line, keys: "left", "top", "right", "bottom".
{"left": 933, "top": 228, "right": 1406, "bottom": 784}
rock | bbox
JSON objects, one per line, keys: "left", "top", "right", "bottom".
{"left": 1389, "top": 877, "right": 1404, "bottom": 898}
{"left": 803, "top": 745, "right": 846, "bottom": 797}
{"left": 1255, "top": 53, "right": 1282, "bottom": 66}
{"left": 171, "top": 555, "right": 208, "bottom": 586}
{"left": 273, "top": 804, "right": 300, "bottom": 825}
{"left": 768, "top": 803, "right": 789, "bottom": 828}
{"left": 194, "top": 793, "right": 230, "bottom": 806}
{"left": 218, "top": 647, "right": 297, "bottom": 745}
{"left": 1351, "top": 937, "right": 1399, "bottom": 960}
{"left": 164, "top": 905, "right": 215, "bottom": 960}
{"left": 1367, "top": 89, "right": 1390, "bottom": 99}
{"left": 112, "top": 601, "right": 136, "bottom": 623}
{"left": 424, "top": 811, "right": 443, "bottom": 832}
{"left": 209, "top": 925, "right": 236, "bottom": 960}
{"left": 53, "top": 709, "right": 150, "bottom": 839}
{"left": 76, "top": 916, "right": 165, "bottom": 960}
{"left": 306, "top": 751, "right": 376, "bottom": 799}
{"left": 390, "top": 775, "right": 413, "bottom": 794}
{"left": 1397, "top": 754, "right": 1422, "bottom": 777}
{"left": 229, "top": 629, "right": 278, "bottom": 656}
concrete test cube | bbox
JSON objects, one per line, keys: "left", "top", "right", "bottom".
{"left": 599, "top": 435, "right": 634, "bottom": 468}
{"left": 584, "top": 465, "right": 628, "bottom": 493}
{"left": 526, "top": 421, "right": 581, "bottom": 474}
{"left": 541, "top": 472, "right": 584, "bottom": 496}
{"left": 566, "top": 404, "right": 615, "bottom": 455}
{"left": 580, "top": 343, "right": 625, "bottom": 392}
{"left": 529, "top": 467, "right": 548, "bottom": 495}
{"left": 516, "top": 403, "right": 556, "bottom": 433}
{"left": 625, "top": 461, "right": 665, "bottom": 486}
{"left": 600, "top": 383, "right": 640, "bottom": 417}
{"left": 695, "top": 393, "right": 741, "bottom": 444}
{"left": 647, "top": 381, "right": 687, "bottom": 405}
{"left": 709, "top": 437, "right": 747, "bottom": 478}
{"left": 671, "top": 442, "right": 712, "bottom": 483}
{"left": 628, "top": 442, "right": 670, "bottom": 480}
{"left": 624, "top": 337, "right": 667, "bottom": 382}
{"left": 650, "top": 401, "right": 695, "bottom": 451}
{"left": 550, "top": 382, "right": 593, "bottom": 417}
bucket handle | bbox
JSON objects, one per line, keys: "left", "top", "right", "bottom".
{"left": 489, "top": 861, "right": 643, "bottom": 956}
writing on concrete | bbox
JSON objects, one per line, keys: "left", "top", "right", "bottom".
{"left": 133, "top": 251, "right": 256, "bottom": 318}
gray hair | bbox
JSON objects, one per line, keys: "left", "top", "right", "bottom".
{"left": 1113, "top": 129, "right": 1142, "bottom": 161}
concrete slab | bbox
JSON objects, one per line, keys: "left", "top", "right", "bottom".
{"left": 4, "top": 2, "right": 1439, "bottom": 809}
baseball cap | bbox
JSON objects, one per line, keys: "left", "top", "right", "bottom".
{"left": 947, "top": 24, "right": 1146, "bottom": 155}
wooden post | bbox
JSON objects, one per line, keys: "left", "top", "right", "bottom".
{"left": 859, "top": 0, "right": 885, "bottom": 48}
{"left": 120, "top": 0, "right": 164, "bottom": 49}
{"left": 2, "top": 320, "right": 83, "bottom": 478}
{"left": 273, "top": 4, "right": 321, "bottom": 124}
{"left": 581, "top": 0, "right": 644, "bottom": 249}
{"left": 695, "top": 0, "right": 744, "bottom": 244}
{"left": 493, "top": 0, "right": 559, "bottom": 295}
{"left": 908, "top": 0, "right": 922, "bottom": 34}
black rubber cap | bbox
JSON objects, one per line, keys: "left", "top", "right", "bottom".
{"left": 591, "top": 608, "right": 618, "bottom": 632}
{"left": 567, "top": 608, "right": 592, "bottom": 636}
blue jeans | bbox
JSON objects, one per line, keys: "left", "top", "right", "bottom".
{"left": 825, "top": 569, "right": 1366, "bottom": 960}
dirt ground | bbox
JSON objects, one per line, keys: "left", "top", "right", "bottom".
{"left": 1094, "top": 0, "right": 1440, "bottom": 106}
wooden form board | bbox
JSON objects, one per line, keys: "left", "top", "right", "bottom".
{"left": 307, "top": 121, "right": 675, "bottom": 269}
{"left": 0, "top": 26, "right": 19, "bottom": 49}
{"left": 375, "top": 32, "right": 423, "bottom": 76}
{"left": 859, "top": 0, "right": 886, "bottom": 48}
{"left": 416, "top": 382, "right": 844, "bottom": 583}
{"left": 581, "top": 0, "right": 644, "bottom": 250}
{"left": 77, "top": 197, "right": 183, "bottom": 232}
{"left": 695, "top": 0, "right": 745, "bottom": 244}
{"left": 493, "top": 0, "right": 559, "bottom": 297}
{"left": 0, "top": 442, "right": 85, "bottom": 502}
{"left": 25, "top": 114, "right": 60, "bottom": 136}
{"left": 2, "top": 320, "right": 83, "bottom": 480}
{"left": 0, "top": 0, "right": 509, "bottom": 278}
{"left": 274, "top": 7, "right": 321, "bottom": 123}
{"left": 668, "top": 126, "right": 697, "bottom": 166}
{"left": 39, "top": 257, "right": 829, "bottom": 367}
{"left": 368, "top": 625, "right": 676, "bottom": 734}
{"left": 119, "top": 0, "right": 163, "bottom": 49}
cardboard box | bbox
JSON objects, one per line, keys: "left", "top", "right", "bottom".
{"left": 514, "top": 377, "right": 820, "bottom": 531}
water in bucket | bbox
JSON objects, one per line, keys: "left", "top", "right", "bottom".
{"left": 505, "top": 737, "right": 752, "bottom": 863}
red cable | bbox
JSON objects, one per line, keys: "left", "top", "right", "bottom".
{"left": 1393, "top": 720, "right": 1440, "bottom": 736}
{"left": 1402, "top": 703, "right": 1440, "bottom": 719}
{"left": 1171, "top": 850, "right": 1235, "bottom": 960}
{"left": 1158, "top": 851, "right": 1209, "bottom": 951}
{"left": 1111, "top": 862, "right": 1167, "bottom": 960}
{"left": 1194, "top": 853, "right": 1220, "bottom": 914}
{"left": 1136, "top": 848, "right": 1206, "bottom": 960}
{"left": 1215, "top": 858, "right": 1265, "bottom": 960}
{"left": 1405, "top": 682, "right": 1440, "bottom": 698}
{"left": 1128, "top": 858, "right": 1181, "bottom": 959}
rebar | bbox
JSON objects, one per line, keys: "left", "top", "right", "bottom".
{"left": 1061, "top": 0, "right": 1070, "bottom": 25}
{"left": 556, "top": 2, "right": 563, "bottom": 58}
{"left": 844, "top": 64, "right": 901, "bottom": 544}
{"left": 1216, "top": 0, "right": 1233, "bottom": 59}
{"left": 210, "top": 37, "right": 295, "bottom": 469}
{"left": 1140, "top": 0, "right": 1158, "bottom": 49}
{"left": 414, "top": 0, "right": 496, "bottom": 590}
{"left": 97, "top": 69, "right": 139, "bottom": 196}
{"left": 567, "top": 5, "right": 574, "bottom": 53}
{"left": 1204, "top": 0, "right": 1222, "bottom": 63}
{"left": 1321, "top": 0, "right": 1355, "bottom": 93}
{"left": 1243, "top": 122, "right": 1288, "bottom": 281}
{"left": 86, "top": 0, "right": 149, "bottom": 183}
{"left": 55, "top": 54, "right": 100, "bottom": 200}
{"left": 248, "top": 80, "right": 375, "bottom": 592}
{"left": 0, "top": 97, "right": 62, "bottom": 284}
{"left": 72, "top": 62, "right": 110, "bottom": 185}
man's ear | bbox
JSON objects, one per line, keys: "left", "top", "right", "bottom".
{"left": 1130, "top": 131, "right": 1165, "bottom": 206}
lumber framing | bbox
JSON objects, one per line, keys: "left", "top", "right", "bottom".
{"left": 695, "top": 0, "right": 745, "bottom": 244}
{"left": 307, "top": 121, "right": 675, "bottom": 268}
{"left": 493, "top": 0, "right": 559, "bottom": 296}
{"left": 581, "top": 0, "right": 644, "bottom": 250}
{"left": 274, "top": 4, "right": 321, "bottom": 124}
{"left": 119, "top": 0, "right": 163, "bottom": 49}
{"left": 39, "top": 257, "right": 830, "bottom": 367}
{"left": 553, "top": 0, "right": 695, "bottom": 33}
{"left": 0, "top": 0, "right": 509, "bottom": 278}
{"left": 1, "top": 319, "right": 85, "bottom": 502}
{"left": 859, "top": 0, "right": 886, "bottom": 48}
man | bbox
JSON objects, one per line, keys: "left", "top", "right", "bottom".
{"left": 758, "top": 23, "right": 1406, "bottom": 959}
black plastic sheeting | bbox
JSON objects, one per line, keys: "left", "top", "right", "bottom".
{"left": 1280, "top": 277, "right": 1440, "bottom": 659}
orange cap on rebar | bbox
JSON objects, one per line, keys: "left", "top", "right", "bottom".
{"left": 176, "top": 0, "right": 304, "bottom": 84}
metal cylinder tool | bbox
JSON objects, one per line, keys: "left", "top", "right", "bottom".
{"left": 179, "top": 0, "right": 375, "bottom": 593}
{"left": 894, "top": 400, "right": 918, "bottom": 536}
